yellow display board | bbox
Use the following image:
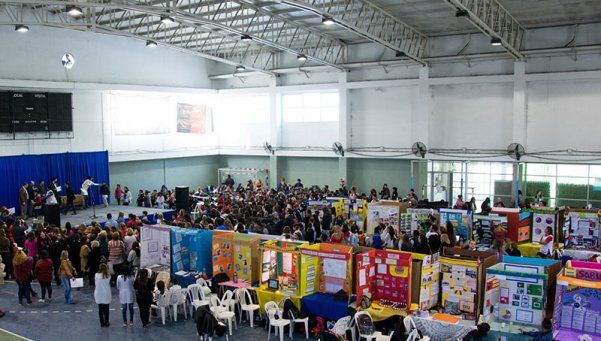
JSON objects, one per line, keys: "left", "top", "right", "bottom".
{"left": 212, "top": 231, "right": 261, "bottom": 284}
{"left": 300, "top": 243, "right": 354, "bottom": 295}
{"left": 260, "top": 240, "right": 307, "bottom": 297}
{"left": 399, "top": 251, "right": 440, "bottom": 309}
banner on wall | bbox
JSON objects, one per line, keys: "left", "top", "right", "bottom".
{"left": 177, "top": 103, "right": 209, "bottom": 134}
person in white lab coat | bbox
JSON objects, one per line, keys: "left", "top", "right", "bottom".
{"left": 117, "top": 266, "right": 136, "bottom": 327}
{"left": 94, "top": 263, "right": 112, "bottom": 327}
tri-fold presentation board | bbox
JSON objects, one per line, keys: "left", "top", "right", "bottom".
{"left": 356, "top": 249, "right": 412, "bottom": 311}
{"left": 531, "top": 207, "right": 565, "bottom": 245}
{"left": 483, "top": 256, "right": 561, "bottom": 328}
{"left": 472, "top": 215, "right": 507, "bottom": 247}
{"left": 299, "top": 243, "right": 353, "bottom": 295}
{"left": 491, "top": 207, "right": 532, "bottom": 243}
{"left": 366, "top": 201, "right": 410, "bottom": 234}
{"left": 212, "top": 231, "right": 261, "bottom": 284}
{"left": 566, "top": 210, "right": 600, "bottom": 251}
{"left": 439, "top": 209, "right": 471, "bottom": 242}
{"left": 171, "top": 228, "right": 213, "bottom": 276}
{"left": 260, "top": 240, "right": 307, "bottom": 296}
{"left": 140, "top": 224, "right": 171, "bottom": 269}
{"left": 400, "top": 251, "right": 440, "bottom": 310}
{"left": 440, "top": 248, "right": 498, "bottom": 320}
{"left": 553, "top": 260, "right": 601, "bottom": 340}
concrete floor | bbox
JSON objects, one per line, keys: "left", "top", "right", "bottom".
{"left": 0, "top": 281, "right": 298, "bottom": 341}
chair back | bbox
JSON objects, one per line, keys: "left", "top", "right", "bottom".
{"left": 265, "top": 301, "right": 280, "bottom": 321}
{"left": 209, "top": 295, "right": 221, "bottom": 309}
{"left": 169, "top": 285, "right": 183, "bottom": 305}
{"left": 188, "top": 284, "right": 202, "bottom": 301}
{"left": 197, "top": 277, "right": 209, "bottom": 288}
{"left": 354, "top": 311, "right": 375, "bottom": 336}
{"left": 157, "top": 290, "right": 171, "bottom": 308}
{"left": 221, "top": 289, "right": 235, "bottom": 304}
{"left": 156, "top": 271, "right": 170, "bottom": 288}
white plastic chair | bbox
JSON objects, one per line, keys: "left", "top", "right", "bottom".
{"left": 403, "top": 316, "right": 430, "bottom": 341}
{"left": 151, "top": 290, "right": 172, "bottom": 325}
{"left": 236, "top": 288, "right": 260, "bottom": 327}
{"left": 188, "top": 284, "right": 210, "bottom": 316}
{"left": 210, "top": 295, "right": 237, "bottom": 335}
{"left": 354, "top": 311, "right": 391, "bottom": 341}
{"left": 197, "top": 277, "right": 212, "bottom": 297}
{"left": 221, "top": 290, "right": 238, "bottom": 314}
{"left": 265, "top": 301, "right": 291, "bottom": 341}
{"left": 169, "top": 285, "right": 188, "bottom": 321}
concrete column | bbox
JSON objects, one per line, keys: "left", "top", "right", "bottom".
{"left": 412, "top": 66, "right": 431, "bottom": 147}
{"left": 268, "top": 76, "right": 280, "bottom": 189}
{"left": 269, "top": 155, "right": 279, "bottom": 189}
{"left": 512, "top": 61, "right": 527, "bottom": 145}
{"left": 338, "top": 72, "right": 349, "bottom": 183}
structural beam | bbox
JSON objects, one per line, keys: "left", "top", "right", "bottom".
{"left": 446, "top": 0, "right": 525, "bottom": 59}
{"left": 279, "top": 0, "right": 428, "bottom": 65}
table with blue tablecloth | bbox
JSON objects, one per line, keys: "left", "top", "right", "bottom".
{"left": 171, "top": 272, "right": 198, "bottom": 288}
{"left": 301, "top": 292, "right": 353, "bottom": 321}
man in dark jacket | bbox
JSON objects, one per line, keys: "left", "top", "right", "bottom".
{"left": 63, "top": 181, "right": 77, "bottom": 215}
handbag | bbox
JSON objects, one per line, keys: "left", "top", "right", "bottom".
{"left": 70, "top": 277, "right": 84, "bottom": 288}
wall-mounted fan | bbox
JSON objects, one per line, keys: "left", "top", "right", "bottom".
{"left": 412, "top": 142, "right": 427, "bottom": 158}
{"left": 263, "top": 141, "right": 274, "bottom": 155}
{"left": 332, "top": 141, "right": 344, "bottom": 156}
{"left": 507, "top": 143, "right": 525, "bottom": 160}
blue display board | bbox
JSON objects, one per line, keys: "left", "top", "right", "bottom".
{"left": 171, "top": 228, "right": 213, "bottom": 277}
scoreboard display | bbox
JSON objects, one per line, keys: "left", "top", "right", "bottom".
{"left": 0, "top": 91, "right": 72, "bottom": 133}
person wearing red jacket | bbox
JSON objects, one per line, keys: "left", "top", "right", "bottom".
{"left": 35, "top": 250, "right": 54, "bottom": 302}
{"left": 13, "top": 249, "right": 33, "bottom": 305}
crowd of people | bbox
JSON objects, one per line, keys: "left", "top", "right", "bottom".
{"left": 1, "top": 176, "right": 559, "bottom": 331}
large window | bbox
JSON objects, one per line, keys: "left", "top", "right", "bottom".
{"left": 281, "top": 91, "right": 339, "bottom": 123}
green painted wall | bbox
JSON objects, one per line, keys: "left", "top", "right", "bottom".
{"left": 347, "top": 158, "right": 412, "bottom": 195}
{"left": 109, "top": 154, "right": 420, "bottom": 193}
{"left": 278, "top": 156, "right": 339, "bottom": 188}
{"left": 109, "top": 155, "right": 220, "bottom": 192}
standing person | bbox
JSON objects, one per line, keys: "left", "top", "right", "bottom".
{"left": 127, "top": 242, "right": 140, "bottom": 270}
{"left": 23, "top": 232, "right": 38, "bottom": 261}
{"left": 35, "top": 250, "right": 53, "bottom": 302}
{"left": 117, "top": 266, "right": 136, "bottom": 327}
{"left": 371, "top": 226, "right": 384, "bottom": 250}
{"left": 26, "top": 181, "right": 35, "bottom": 217}
{"left": 81, "top": 176, "right": 98, "bottom": 209}
{"left": 94, "top": 263, "right": 112, "bottom": 327}
{"left": 122, "top": 187, "right": 132, "bottom": 206}
{"left": 455, "top": 195, "right": 465, "bottom": 208}
{"left": 537, "top": 226, "right": 554, "bottom": 259}
{"left": 0, "top": 229, "right": 12, "bottom": 280}
{"left": 114, "top": 184, "right": 123, "bottom": 206}
{"left": 481, "top": 197, "right": 492, "bottom": 214}
{"left": 446, "top": 221, "right": 456, "bottom": 246}
{"left": 13, "top": 250, "right": 33, "bottom": 305}
{"left": 80, "top": 239, "right": 91, "bottom": 285}
{"left": 58, "top": 250, "right": 76, "bottom": 304}
{"left": 134, "top": 269, "right": 155, "bottom": 327}
{"left": 492, "top": 224, "right": 507, "bottom": 244}
{"left": 108, "top": 232, "right": 125, "bottom": 287}
{"left": 320, "top": 206, "right": 332, "bottom": 240}
{"left": 88, "top": 240, "right": 102, "bottom": 287}
{"left": 100, "top": 182, "right": 110, "bottom": 208}
{"left": 63, "top": 181, "right": 77, "bottom": 215}
{"left": 19, "top": 183, "right": 29, "bottom": 219}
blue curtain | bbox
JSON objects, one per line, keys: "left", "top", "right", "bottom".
{"left": 0, "top": 151, "right": 110, "bottom": 215}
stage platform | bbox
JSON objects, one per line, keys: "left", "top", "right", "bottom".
{"left": 25, "top": 204, "right": 173, "bottom": 227}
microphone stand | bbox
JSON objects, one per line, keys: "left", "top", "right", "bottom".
{"left": 89, "top": 185, "right": 98, "bottom": 220}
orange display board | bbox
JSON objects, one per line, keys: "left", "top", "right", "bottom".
{"left": 212, "top": 231, "right": 261, "bottom": 283}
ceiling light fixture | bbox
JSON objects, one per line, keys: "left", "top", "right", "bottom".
{"left": 490, "top": 37, "right": 502, "bottom": 46}
{"left": 146, "top": 40, "right": 157, "bottom": 47}
{"left": 15, "top": 24, "right": 29, "bottom": 32}
{"left": 66, "top": 5, "right": 83, "bottom": 16}
{"left": 235, "top": 65, "right": 246, "bottom": 72}
{"left": 455, "top": 10, "right": 469, "bottom": 17}
{"left": 395, "top": 51, "right": 406, "bottom": 57}
{"left": 297, "top": 54, "right": 307, "bottom": 61}
{"left": 161, "top": 15, "right": 174, "bottom": 24}
{"left": 241, "top": 34, "right": 252, "bottom": 42}
{"left": 322, "top": 16, "right": 335, "bottom": 25}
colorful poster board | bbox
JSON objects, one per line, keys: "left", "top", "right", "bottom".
{"left": 356, "top": 250, "right": 412, "bottom": 311}
{"left": 212, "top": 231, "right": 260, "bottom": 284}
{"left": 141, "top": 225, "right": 171, "bottom": 268}
{"left": 171, "top": 228, "right": 214, "bottom": 276}
{"left": 532, "top": 212, "right": 555, "bottom": 243}
{"left": 300, "top": 243, "right": 353, "bottom": 294}
{"left": 567, "top": 211, "right": 600, "bottom": 250}
{"left": 260, "top": 240, "right": 307, "bottom": 296}
{"left": 366, "top": 201, "right": 403, "bottom": 235}
{"left": 554, "top": 262, "right": 601, "bottom": 339}
{"left": 439, "top": 209, "right": 471, "bottom": 242}
{"left": 401, "top": 251, "right": 440, "bottom": 309}
{"left": 408, "top": 208, "right": 436, "bottom": 233}
{"left": 212, "top": 231, "right": 235, "bottom": 278}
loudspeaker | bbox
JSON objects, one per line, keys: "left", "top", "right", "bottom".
{"left": 175, "top": 186, "right": 189, "bottom": 212}
{"left": 44, "top": 204, "right": 61, "bottom": 227}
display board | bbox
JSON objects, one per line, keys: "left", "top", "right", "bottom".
{"left": 141, "top": 225, "right": 171, "bottom": 268}
{"left": 532, "top": 212, "right": 555, "bottom": 243}
{"left": 554, "top": 261, "right": 601, "bottom": 339}
{"left": 366, "top": 201, "right": 404, "bottom": 235}
{"left": 0, "top": 91, "right": 73, "bottom": 133}
{"left": 402, "top": 251, "right": 440, "bottom": 309}
{"left": 300, "top": 243, "right": 353, "bottom": 294}
{"left": 212, "top": 231, "right": 234, "bottom": 277}
{"left": 408, "top": 208, "right": 436, "bottom": 233}
{"left": 567, "top": 211, "right": 600, "bottom": 250}
{"left": 472, "top": 215, "right": 507, "bottom": 248}
{"left": 484, "top": 263, "right": 548, "bottom": 326}
{"left": 171, "top": 228, "right": 213, "bottom": 276}
{"left": 440, "top": 248, "right": 499, "bottom": 320}
{"left": 439, "top": 209, "right": 471, "bottom": 242}
{"left": 260, "top": 240, "right": 307, "bottom": 296}
{"left": 212, "top": 231, "right": 260, "bottom": 283}
{"left": 356, "top": 250, "right": 412, "bottom": 311}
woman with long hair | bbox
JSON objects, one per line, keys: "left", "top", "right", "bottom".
{"left": 117, "top": 266, "right": 136, "bottom": 326}
{"left": 13, "top": 249, "right": 33, "bottom": 305}
{"left": 58, "top": 250, "right": 76, "bottom": 304}
{"left": 94, "top": 263, "right": 112, "bottom": 327}
{"left": 134, "top": 268, "right": 155, "bottom": 327}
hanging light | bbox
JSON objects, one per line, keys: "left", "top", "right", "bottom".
{"left": 241, "top": 34, "right": 252, "bottom": 42}
{"left": 161, "top": 15, "right": 175, "bottom": 24}
{"left": 235, "top": 65, "right": 246, "bottom": 72}
{"left": 490, "top": 37, "right": 502, "bottom": 46}
{"left": 66, "top": 5, "right": 83, "bottom": 16}
{"left": 297, "top": 54, "right": 307, "bottom": 61}
{"left": 15, "top": 25, "right": 29, "bottom": 32}
{"left": 146, "top": 40, "right": 158, "bottom": 47}
{"left": 322, "top": 16, "right": 335, "bottom": 25}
